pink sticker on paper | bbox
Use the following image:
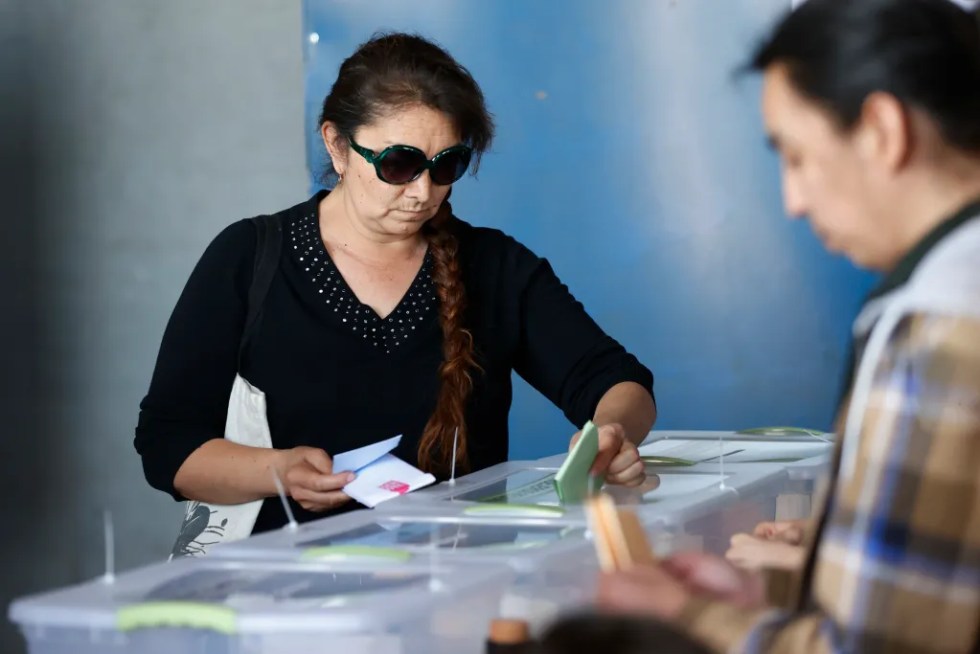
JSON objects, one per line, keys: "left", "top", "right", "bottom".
{"left": 379, "top": 480, "right": 410, "bottom": 495}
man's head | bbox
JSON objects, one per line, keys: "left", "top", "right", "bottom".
{"left": 752, "top": 0, "right": 980, "bottom": 270}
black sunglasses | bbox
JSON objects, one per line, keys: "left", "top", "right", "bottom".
{"left": 347, "top": 136, "right": 473, "bottom": 186}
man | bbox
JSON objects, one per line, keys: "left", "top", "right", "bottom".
{"left": 598, "top": 1, "right": 980, "bottom": 652}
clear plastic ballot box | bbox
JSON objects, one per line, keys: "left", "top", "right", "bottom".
{"left": 9, "top": 555, "right": 513, "bottom": 654}
{"left": 210, "top": 505, "right": 598, "bottom": 627}
{"left": 380, "top": 459, "right": 789, "bottom": 554}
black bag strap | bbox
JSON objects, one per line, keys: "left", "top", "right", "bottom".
{"left": 237, "top": 214, "right": 282, "bottom": 369}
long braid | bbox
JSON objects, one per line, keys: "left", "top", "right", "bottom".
{"left": 418, "top": 202, "right": 481, "bottom": 475}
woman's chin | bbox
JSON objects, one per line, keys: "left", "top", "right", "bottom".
{"left": 392, "top": 210, "right": 435, "bottom": 227}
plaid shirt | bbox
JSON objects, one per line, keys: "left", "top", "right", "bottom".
{"left": 678, "top": 311, "right": 980, "bottom": 653}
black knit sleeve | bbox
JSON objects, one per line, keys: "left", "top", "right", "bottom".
{"left": 509, "top": 240, "right": 655, "bottom": 428}
{"left": 134, "top": 220, "right": 256, "bottom": 500}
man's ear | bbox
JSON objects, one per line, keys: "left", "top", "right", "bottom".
{"left": 855, "top": 91, "right": 912, "bottom": 174}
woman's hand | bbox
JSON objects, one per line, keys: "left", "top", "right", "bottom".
{"left": 276, "top": 446, "right": 355, "bottom": 512}
{"left": 604, "top": 473, "right": 661, "bottom": 505}
{"left": 726, "top": 533, "right": 806, "bottom": 571}
{"left": 569, "top": 423, "right": 645, "bottom": 487}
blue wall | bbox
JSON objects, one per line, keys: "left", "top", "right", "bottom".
{"left": 301, "top": 0, "right": 876, "bottom": 460}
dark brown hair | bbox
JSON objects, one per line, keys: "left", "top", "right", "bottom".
{"left": 749, "top": 0, "right": 980, "bottom": 152}
{"left": 318, "top": 32, "right": 494, "bottom": 474}
{"left": 538, "top": 614, "right": 712, "bottom": 654}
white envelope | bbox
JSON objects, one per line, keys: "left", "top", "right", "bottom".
{"left": 332, "top": 435, "right": 402, "bottom": 473}
{"left": 342, "top": 454, "right": 436, "bottom": 508}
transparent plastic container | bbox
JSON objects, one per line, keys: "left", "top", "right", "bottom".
{"left": 210, "top": 505, "right": 597, "bottom": 630}
{"left": 622, "top": 429, "right": 834, "bottom": 527}
{"left": 633, "top": 461, "right": 793, "bottom": 556}
{"left": 375, "top": 460, "right": 799, "bottom": 590}
{"left": 784, "top": 453, "right": 832, "bottom": 483}
{"left": 636, "top": 430, "right": 833, "bottom": 463}
{"left": 645, "top": 427, "right": 834, "bottom": 441}
{"left": 381, "top": 461, "right": 559, "bottom": 514}
{"left": 531, "top": 433, "right": 743, "bottom": 469}
{"left": 9, "top": 556, "right": 512, "bottom": 654}
{"left": 536, "top": 429, "right": 834, "bottom": 468}
{"left": 384, "top": 460, "right": 787, "bottom": 539}
{"left": 210, "top": 506, "right": 585, "bottom": 568}
{"left": 774, "top": 452, "right": 833, "bottom": 521}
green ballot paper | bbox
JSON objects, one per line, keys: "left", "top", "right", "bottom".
{"left": 554, "top": 420, "right": 601, "bottom": 504}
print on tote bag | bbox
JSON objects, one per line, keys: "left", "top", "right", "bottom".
{"left": 170, "top": 374, "right": 272, "bottom": 557}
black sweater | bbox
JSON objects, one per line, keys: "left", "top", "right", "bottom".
{"left": 135, "top": 192, "right": 654, "bottom": 532}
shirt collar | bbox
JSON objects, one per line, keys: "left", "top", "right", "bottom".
{"left": 865, "top": 195, "right": 980, "bottom": 305}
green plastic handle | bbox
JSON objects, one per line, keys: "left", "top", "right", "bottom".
{"left": 463, "top": 503, "right": 565, "bottom": 518}
{"left": 477, "top": 540, "right": 551, "bottom": 551}
{"left": 736, "top": 426, "right": 825, "bottom": 437}
{"left": 641, "top": 455, "right": 696, "bottom": 466}
{"left": 300, "top": 545, "right": 412, "bottom": 562}
{"left": 117, "top": 601, "right": 236, "bottom": 634}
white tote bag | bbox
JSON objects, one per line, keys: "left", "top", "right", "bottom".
{"left": 169, "top": 214, "right": 281, "bottom": 558}
{"left": 169, "top": 374, "right": 273, "bottom": 557}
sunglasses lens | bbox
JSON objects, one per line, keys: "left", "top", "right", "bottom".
{"left": 378, "top": 148, "right": 427, "bottom": 184}
{"left": 430, "top": 148, "right": 472, "bottom": 185}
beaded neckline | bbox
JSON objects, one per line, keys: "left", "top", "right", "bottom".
{"left": 287, "top": 211, "right": 437, "bottom": 354}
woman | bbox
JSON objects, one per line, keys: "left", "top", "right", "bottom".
{"left": 135, "top": 33, "right": 656, "bottom": 534}
{"left": 597, "top": 1, "right": 980, "bottom": 652}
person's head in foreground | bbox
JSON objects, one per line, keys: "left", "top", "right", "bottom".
{"left": 538, "top": 614, "right": 712, "bottom": 654}
{"left": 758, "top": 0, "right": 980, "bottom": 271}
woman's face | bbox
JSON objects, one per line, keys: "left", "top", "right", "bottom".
{"left": 761, "top": 64, "right": 897, "bottom": 270}
{"left": 324, "top": 104, "right": 462, "bottom": 240}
